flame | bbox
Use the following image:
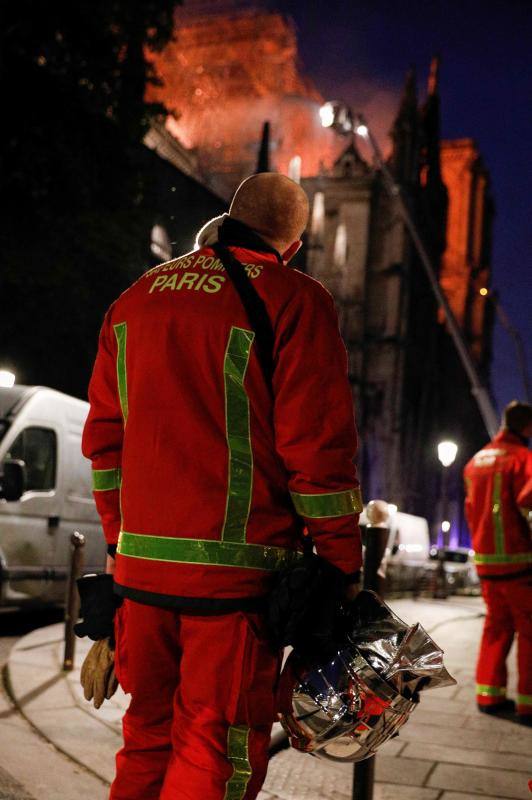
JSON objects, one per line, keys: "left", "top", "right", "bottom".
{"left": 146, "top": 8, "right": 365, "bottom": 194}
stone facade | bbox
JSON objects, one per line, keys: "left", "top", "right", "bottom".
{"left": 440, "top": 139, "right": 494, "bottom": 367}
{"left": 303, "top": 146, "right": 423, "bottom": 510}
{"left": 303, "top": 65, "right": 494, "bottom": 527}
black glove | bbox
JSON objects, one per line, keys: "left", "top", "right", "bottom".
{"left": 74, "top": 574, "right": 122, "bottom": 641}
{"left": 267, "top": 553, "right": 348, "bottom": 663}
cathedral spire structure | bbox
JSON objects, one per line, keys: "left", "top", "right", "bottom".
{"left": 389, "top": 67, "right": 418, "bottom": 184}
{"left": 420, "top": 55, "right": 443, "bottom": 185}
{"left": 256, "top": 121, "right": 271, "bottom": 173}
{"left": 419, "top": 54, "right": 447, "bottom": 253}
{"left": 427, "top": 54, "right": 440, "bottom": 96}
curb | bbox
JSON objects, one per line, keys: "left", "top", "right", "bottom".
{"left": 6, "top": 623, "right": 122, "bottom": 785}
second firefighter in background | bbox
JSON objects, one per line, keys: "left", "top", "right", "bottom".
{"left": 464, "top": 400, "right": 532, "bottom": 724}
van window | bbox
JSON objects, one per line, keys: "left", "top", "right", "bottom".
{"left": 66, "top": 432, "right": 92, "bottom": 501}
{"left": 5, "top": 427, "right": 57, "bottom": 491}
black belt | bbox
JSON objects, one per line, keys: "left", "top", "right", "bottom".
{"left": 114, "top": 582, "right": 268, "bottom": 614}
{"left": 480, "top": 567, "right": 531, "bottom": 581}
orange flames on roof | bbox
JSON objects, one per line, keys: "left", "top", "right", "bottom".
{"left": 146, "top": 9, "right": 343, "bottom": 194}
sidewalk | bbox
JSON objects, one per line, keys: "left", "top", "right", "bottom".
{"left": 6, "top": 597, "right": 532, "bottom": 799}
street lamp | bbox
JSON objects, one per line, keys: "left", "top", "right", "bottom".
{"left": 437, "top": 440, "right": 458, "bottom": 547}
{"left": 0, "top": 370, "right": 15, "bottom": 388}
{"left": 319, "top": 101, "right": 499, "bottom": 439}
{"left": 437, "top": 440, "right": 458, "bottom": 468}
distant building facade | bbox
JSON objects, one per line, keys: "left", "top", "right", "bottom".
{"left": 440, "top": 139, "right": 494, "bottom": 366}
{"left": 302, "top": 63, "right": 494, "bottom": 539}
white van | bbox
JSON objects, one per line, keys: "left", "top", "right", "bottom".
{"left": 0, "top": 386, "right": 105, "bottom": 607}
{"left": 385, "top": 511, "right": 431, "bottom": 567}
{"left": 359, "top": 506, "right": 430, "bottom": 590}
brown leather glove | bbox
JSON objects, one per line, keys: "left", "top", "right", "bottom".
{"left": 80, "top": 637, "right": 118, "bottom": 709}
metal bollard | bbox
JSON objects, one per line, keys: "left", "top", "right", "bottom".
{"left": 353, "top": 754, "right": 375, "bottom": 800}
{"left": 63, "top": 531, "right": 85, "bottom": 671}
{"left": 360, "top": 526, "right": 389, "bottom": 594}
{"left": 353, "top": 500, "right": 390, "bottom": 800}
{"left": 432, "top": 549, "right": 448, "bottom": 599}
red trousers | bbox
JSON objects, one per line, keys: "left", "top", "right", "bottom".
{"left": 476, "top": 575, "right": 532, "bottom": 714}
{"left": 110, "top": 600, "right": 280, "bottom": 800}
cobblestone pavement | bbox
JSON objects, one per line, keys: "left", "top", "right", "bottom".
{"left": 5, "top": 597, "right": 532, "bottom": 799}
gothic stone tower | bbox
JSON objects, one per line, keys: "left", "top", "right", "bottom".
{"left": 303, "top": 60, "right": 492, "bottom": 529}
{"left": 302, "top": 131, "right": 423, "bottom": 510}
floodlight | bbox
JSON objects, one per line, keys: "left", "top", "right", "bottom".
{"left": 319, "top": 102, "right": 335, "bottom": 128}
{"left": 437, "top": 441, "right": 458, "bottom": 468}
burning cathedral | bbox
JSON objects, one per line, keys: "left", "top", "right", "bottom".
{"left": 145, "top": 0, "right": 494, "bottom": 541}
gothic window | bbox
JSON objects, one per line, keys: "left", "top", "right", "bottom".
{"left": 343, "top": 157, "right": 354, "bottom": 177}
{"left": 311, "top": 192, "right": 325, "bottom": 237}
{"left": 288, "top": 155, "right": 302, "bottom": 184}
{"left": 334, "top": 223, "right": 348, "bottom": 268}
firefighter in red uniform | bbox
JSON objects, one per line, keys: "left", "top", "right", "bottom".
{"left": 464, "top": 401, "right": 532, "bottom": 724}
{"left": 82, "top": 173, "right": 363, "bottom": 799}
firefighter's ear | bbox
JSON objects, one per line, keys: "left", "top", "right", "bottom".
{"left": 282, "top": 241, "right": 302, "bottom": 264}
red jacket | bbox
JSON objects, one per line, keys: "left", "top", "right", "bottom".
{"left": 464, "top": 430, "right": 532, "bottom": 577}
{"left": 82, "top": 239, "right": 362, "bottom": 607}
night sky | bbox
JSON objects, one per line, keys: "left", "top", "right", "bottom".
{"left": 277, "top": 0, "right": 531, "bottom": 419}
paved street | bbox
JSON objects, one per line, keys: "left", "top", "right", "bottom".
{"left": 262, "top": 597, "right": 532, "bottom": 800}
{"left": 0, "top": 609, "right": 107, "bottom": 800}
{"left": 2, "top": 596, "right": 532, "bottom": 799}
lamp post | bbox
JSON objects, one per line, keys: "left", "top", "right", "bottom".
{"left": 319, "top": 102, "right": 499, "bottom": 440}
{"left": 437, "top": 440, "right": 458, "bottom": 547}
{"left": 352, "top": 499, "right": 391, "bottom": 800}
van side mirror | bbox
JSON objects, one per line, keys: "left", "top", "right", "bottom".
{"left": 1, "top": 459, "right": 26, "bottom": 502}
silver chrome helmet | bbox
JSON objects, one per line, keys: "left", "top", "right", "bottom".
{"left": 280, "top": 592, "right": 455, "bottom": 762}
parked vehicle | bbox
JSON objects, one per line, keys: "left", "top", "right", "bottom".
{"left": 424, "top": 546, "right": 480, "bottom": 593}
{"left": 0, "top": 386, "right": 105, "bottom": 607}
{"left": 359, "top": 507, "right": 430, "bottom": 592}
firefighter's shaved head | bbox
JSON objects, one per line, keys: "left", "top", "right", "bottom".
{"left": 229, "top": 173, "right": 310, "bottom": 259}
